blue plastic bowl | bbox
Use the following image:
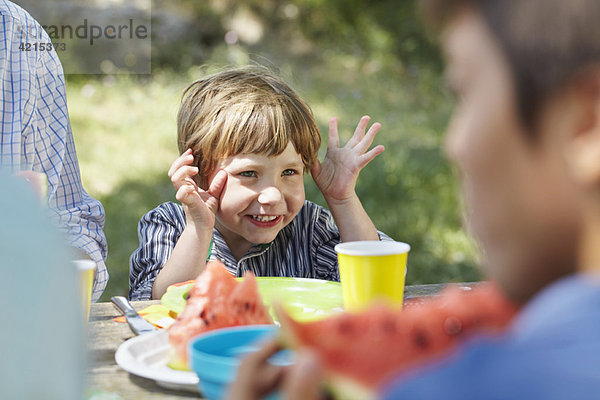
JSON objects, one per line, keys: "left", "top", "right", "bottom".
{"left": 189, "top": 325, "right": 293, "bottom": 400}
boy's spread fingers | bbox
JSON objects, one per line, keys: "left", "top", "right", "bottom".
{"left": 355, "top": 122, "right": 382, "bottom": 153}
{"left": 366, "top": 121, "right": 382, "bottom": 137}
{"left": 350, "top": 115, "right": 370, "bottom": 145}
{"left": 358, "top": 145, "right": 385, "bottom": 168}
{"left": 328, "top": 117, "right": 340, "bottom": 149}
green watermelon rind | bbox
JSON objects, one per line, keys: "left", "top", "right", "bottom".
{"left": 161, "top": 282, "right": 193, "bottom": 317}
{"left": 166, "top": 347, "right": 189, "bottom": 371}
{"left": 327, "top": 373, "right": 376, "bottom": 400}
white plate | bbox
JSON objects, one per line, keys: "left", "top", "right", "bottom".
{"left": 114, "top": 329, "right": 199, "bottom": 393}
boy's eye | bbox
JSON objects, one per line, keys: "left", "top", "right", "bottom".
{"left": 239, "top": 171, "right": 257, "bottom": 178}
{"left": 282, "top": 169, "right": 298, "bottom": 176}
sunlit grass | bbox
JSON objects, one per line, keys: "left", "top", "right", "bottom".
{"left": 68, "top": 75, "right": 184, "bottom": 196}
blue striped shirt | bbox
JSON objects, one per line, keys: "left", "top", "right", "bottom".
{"left": 0, "top": 1, "right": 108, "bottom": 300}
{"left": 129, "top": 200, "right": 393, "bottom": 300}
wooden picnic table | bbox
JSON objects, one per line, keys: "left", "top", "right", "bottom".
{"left": 87, "top": 282, "right": 469, "bottom": 399}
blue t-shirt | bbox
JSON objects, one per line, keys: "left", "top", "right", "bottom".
{"left": 380, "top": 275, "right": 600, "bottom": 400}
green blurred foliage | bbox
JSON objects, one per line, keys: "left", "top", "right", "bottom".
{"left": 67, "top": 0, "right": 482, "bottom": 301}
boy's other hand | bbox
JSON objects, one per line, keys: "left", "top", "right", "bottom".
{"left": 311, "top": 116, "right": 385, "bottom": 205}
{"left": 226, "top": 339, "right": 287, "bottom": 400}
{"left": 169, "top": 149, "right": 227, "bottom": 229}
{"left": 227, "top": 339, "right": 325, "bottom": 400}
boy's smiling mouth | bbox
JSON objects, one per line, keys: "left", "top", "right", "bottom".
{"left": 247, "top": 214, "right": 283, "bottom": 227}
{"left": 250, "top": 215, "right": 279, "bottom": 222}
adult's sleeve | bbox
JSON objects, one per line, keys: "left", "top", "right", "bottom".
{"left": 129, "top": 202, "right": 185, "bottom": 300}
{"left": 0, "top": 7, "right": 108, "bottom": 301}
{"left": 37, "top": 47, "right": 108, "bottom": 301}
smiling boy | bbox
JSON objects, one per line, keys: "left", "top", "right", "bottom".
{"left": 129, "top": 67, "right": 391, "bottom": 300}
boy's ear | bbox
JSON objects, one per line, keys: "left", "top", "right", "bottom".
{"left": 565, "top": 66, "right": 600, "bottom": 188}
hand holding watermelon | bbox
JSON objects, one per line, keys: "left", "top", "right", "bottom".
{"left": 227, "top": 340, "right": 325, "bottom": 400}
{"left": 229, "top": 282, "right": 518, "bottom": 400}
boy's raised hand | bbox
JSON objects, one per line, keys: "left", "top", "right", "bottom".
{"left": 168, "top": 149, "right": 227, "bottom": 229}
{"left": 311, "top": 116, "right": 385, "bottom": 204}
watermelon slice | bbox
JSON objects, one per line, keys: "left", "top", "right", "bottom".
{"left": 168, "top": 260, "right": 273, "bottom": 369}
{"left": 278, "top": 283, "right": 519, "bottom": 399}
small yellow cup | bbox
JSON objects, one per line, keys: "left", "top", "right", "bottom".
{"left": 335, "top": 241, "right": 410, "bottom": 312}
{"left": 74, "top": 260, "right": 95, "bottom": 323}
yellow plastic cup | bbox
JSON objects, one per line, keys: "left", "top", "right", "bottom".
{"left": 335, "top": 241, "right": 410, "bottom": 312}
{"left": 74, "top": 260, "right": 95, "bottom": 323}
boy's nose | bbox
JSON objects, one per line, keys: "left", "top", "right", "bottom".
{"left": 258, "top": 186, "right": 283, "bottom": 205}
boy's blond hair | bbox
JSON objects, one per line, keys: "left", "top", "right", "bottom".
{"left": 177, "top": 66, "right": 321, "bottom": 188}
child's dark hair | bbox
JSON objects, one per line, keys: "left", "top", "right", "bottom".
{"left": 422, "top": 0, "right": 600, "bottom": 130}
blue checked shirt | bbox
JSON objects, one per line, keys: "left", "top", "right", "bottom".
{"left": 129, "top": 200, "right": 393, "bottom": 300}
{"left": 1, "top": 1, "right": 108, "bottom": 300}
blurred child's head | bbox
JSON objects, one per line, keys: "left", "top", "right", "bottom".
{"left": 177, "top": 66, "right": 321, "bottom": 188}
{"left": 422, "top": 0, "right": 600, "bottom": 131}
{"left": 177, "top": 66, "right": 321, "bottom": 249}
{"left": 421, "top": 0, "right": 600, "bottom": 302}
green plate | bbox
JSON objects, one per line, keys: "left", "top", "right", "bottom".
{"left": 161, "top": 277, "right": 344, "bottom": 322}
